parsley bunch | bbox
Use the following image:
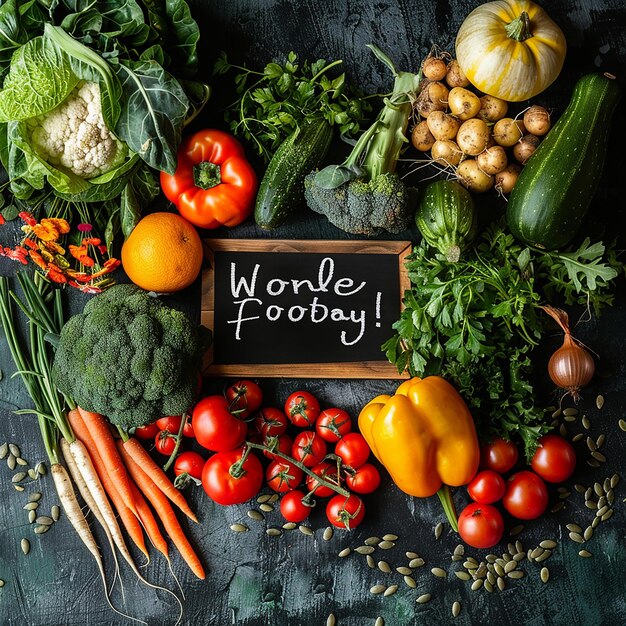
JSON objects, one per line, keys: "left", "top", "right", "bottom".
{"left": 214, "top": 51, "right": 374, "bottom": 162}
{"left": 383, "top": 221, "right": 624, "bottom": 459}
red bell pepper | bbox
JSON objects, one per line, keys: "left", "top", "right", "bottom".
{"left": 160, "top": 129, "right": 257, "bottom": 229}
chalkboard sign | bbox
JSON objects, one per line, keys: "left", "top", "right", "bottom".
{"left": 201, "top": 239, "right": 411, "bottom": 378}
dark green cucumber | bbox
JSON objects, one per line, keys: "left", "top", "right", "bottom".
{"left": 255, "top": 118, "right": 333, "bottom": 229}
{"left": 506, "top": 73, "right": 620, "bottom": 250}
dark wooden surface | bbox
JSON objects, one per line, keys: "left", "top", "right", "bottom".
{"left": 1, "top": 1, "right": 626, "bottom": 624}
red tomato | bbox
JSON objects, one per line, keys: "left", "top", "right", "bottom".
{"left": 305, "top": 462, "right": 340, "bottom": 498}
{"left": 315, "top": 408, "right": 352, "bottom": 443}
{"left": 480, "top": 437, "right": 519, "bottom": 474}
{"left": 266, "top": 460, "right": 303, "bottom": 493}
{"left": 253, "top": 407, "right": 288, "bottom": 438}
{"left": 291, "top": 431, "right": 327, "bottom": 468}
{"left": 201, "top": 448, "right": 263, "bottom": 505}
{"left": 531, "top": 435, "right": 577, "bottom": 483}
{"left": 345, "top": 463, "right": 381, "bottom": 494}
{"left": 326, "top": 494, "right": 365, "bottom": 530}
{"left": 192, "top": 395, "right": 247, "bottom": 452}
{"left": 467, "top": 470, "right": 506, "bottom": 504}
{"left": 280, "top": 490, "right": 312, "bottom": 523}
{"left": 458, "top": 502, "right": 504, "bottom": 549}
{"left": 174, "top": 451, "right": 205, "bottom": 480}
{"left": 262, "top": 433, "right": 293, "bottom": 460}
{"left": 284, "top": 391, "right": 320, "bottom": 428}
{"left": 154, "top": 431, "right": 177, "bottom": 455}
{"left": 335, "top": 433, "right": 370, "bottom": 469}
{"left": 502, "top": 470, "right": 549, "bottom": 520}
{"left": 134, "top": 422, "right": 159, "bottom": 439}
{"left": 156, "top": 415, "right": 194, "bottom": 438}
{"left": 225, "top": 379, "right": 263, "bottom": 417}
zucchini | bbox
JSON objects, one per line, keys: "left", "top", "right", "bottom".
{"left": 255, "top": 118, "right": 333, "bottom": 229}
{"left": 415, "top": 180, "right": 477, "bottom": 262}
{"left": 506, "top": 73, "right": 620, "bottom": 250}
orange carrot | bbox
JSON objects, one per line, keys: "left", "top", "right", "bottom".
{"left": 122, "top": 437, "right": 198, "bottom": 523}
{"left": 128, "top": 480, "right": 169, "bottom": 561}
{"left": 77, "top": 406, "right": 139, "bottom": 517}
{"left": 68, "top": 409, "right": 149, "bottom": 559}
{"left": 116, "top": 440, "right": 205, "bottom": 580}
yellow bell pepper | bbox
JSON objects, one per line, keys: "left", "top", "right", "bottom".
{"left": 358, "top": 376, "right": 480, "bottom": 530}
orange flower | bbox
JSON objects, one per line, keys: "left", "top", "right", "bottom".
{"left": 18, "top": 212, "right": 36, "bottom": 226}
{"left": 83, "top": 237, "right": 101, "bottom": 246}
{"left": 24, "top": 238, "right": 39, "bottom": 250}
{"left": 28, "top": 250, "right": 48, "bottom": 270}
{"left": 42, "top": 240, "right": 66, "bottom": 255}
{"left": 5, "top": 246, "right": 28, "bottom": 264}
{"left": 0, "top": 214, "right": 5, "bottom": 225}
{"left": 45, "top": 218, "right": 70, "bottom": 235}
{"left": 69, "top": 244, "right": 88, "bottom": 261}
{"left": 47, "top": 267, "right": 67, "bottom": 283}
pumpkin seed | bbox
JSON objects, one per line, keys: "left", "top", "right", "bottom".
{"left": 382, "top": 533, "right": 398, "bottom": 542}
{"left": 247, "top": 510, "right": 264, "bottom": 521}
{"left": 0, "top": 443, "right": 7, "bottom": 459}
{"left": 370, "top": 584, "right": 386, "bottom": 595}
{"left": 257, "top": 494, "right": 271, "bottom": 504}
{"left": 540, "top": 567, "right": 550, "bottom": 583}
{"left": 451, "top": 554, "right": 463, "bottom": 562}
{"left": 299, "top": 525, "right": 314, "bottom": 536}
{"left": 563, "top": 407, "right": 578, "bottom": 417}
{"left": 454, "top": 571, "right": 471, "bottom": 581}
{"left": 462, "top": 560, "right": 477, "bottom": 570}
{"left": 558, "top": 491, "right": 571, "bottom": 500}
{"left": 366, "top": 555, "right": 376, "bottom": 569}
{"left": 509, "top": 525, "right": 524, "bottom": 536}
{"left": 431, "top": 567, "right": 447, "bottom": 578}
{"left": 515, "top": 540, "right": 523, "bottom": 553}
{"left": 338, "top": 548, "right": 351, "bottom": 558}
{"left": 16, "top": 457, "right": 27, "bottom": 466}
{"left": 597, "top": 496, "right": 607, "bottom": 509}
{"left": 35, "top": 516, "right": 53, "bottom": 526}
{"left": 434, "top": 522, "right": 443, "bottom": 540}
{"left": 326, "top": 614, "right": 336, "bottom": 626}
{"left": 406, "top": 551, "right": 419, "bottom": 559}
{"left": 230, "top": 523, "right": 249, "bottom": 533}
{"left": 497, "top": 576, "right": 506, "bottom": 592}
{"left": 27, "top": 469, "right": 37, "bottom": 480}
{"left": 416, "top": 593, "right": 432, "bottom": 604}
{"left": 592, "top": 451, "right": 606, "bottom": 462}
{"left": 585, "top": 500, "right": 597, "bottom": 510}
{"left": 364, "top": 536, "right": 381, "bottom": 546}
{"left": 582, "top": 415, "right": 590, "bottom": 430}
{"left": 453, "top": 544, "right": 465, "bottom": 556}
{"left": 28, "top": 510, "right": 36, "bottom": 524}
{"left": 471, "top": 579, "right": 483, "bottom": 591}
{"left": 487, "top": 571, "right": 496, "bottom": 585}
{"left": 29, "top": 492, "right": 42, "bottom": 503}
{"left": 409, "top": 558, "right": 425, "bottom": 568}
{"left": 21, "top": 538, "right": 30, "bottom": 554}
{"left": 596, "top": 505, "right": 609, "bottom": 518}
{"left": 485, "top": 554, "right": 497, "bottom": 563}
{"left": 259, "top": 504, "right": 274, "bottom": 513}
{"left": 283, "top": 522, "right": 297, "bottom": 530}
{"left": 535, "top": 551, "right": 552, "bottom": 563}
{"left": 9, "top": 444, "right": 20, "bottom": 458}
{"left": 607, "top": 490, "right": 615, "bottom": 505}
{"left": 596, "top": 395, "right": 605, "bottom": 409}
{"left": 11, "top": 472, "right": 27, "bottom": 484}
{"left": 586, "top": 437, "right": 597, "bottom": 452}
{"left": 592, "top": 516, "right": 601, "bottom": 529}
{"left": 377, "top": 560, "right": 391, "bottom": 573}
{"left": 579, "top": 550, "right": 592, "bottom": 558}
{"left": 403, "top": 575, "right": 416, "bottom": 589}
{"left": 619, "top": 419, "right": 626, "bottom": 432}
{"left": 504, "top": 561, "right": 517, "bottom": 574}
{"left": 559, "top": 424, "right": 568, "bottom": 437}
{"left": 475, "top": 565, "right": 487, "bottom": 578}
{"left": 513, "top": 552, "right": 526, "bottom": 562}
{"left": 610, "top": 473, "right": 620, "bottom": 488}
{"left": 583, "top": 526, "right": 593, "bottom": 541}
{"left": 452, "top": 601, "right": 461, "bottom": 618}
{"left": 378, "top": 541, "right": 394, "bottom": 550}
{"left": 23, "top": 502, "right": 38, "bottom": 511}
{"left": 484, "top": 580, "right": 494, "bottom": 592}
{"left": 603, "top": 477, "right": 611, "bottom": 492}
{"left": 507, "top": 570, "right": 525, "bottom": 579}
{"left": 322, "top": 526, "right": 333, "bottom": 540}
{"left": 7, "top": 455, "right": 16, "bottom": 470}
{"left": 568, "top": 532, "right": 584, "bottom": 543}
{"left": 493, "top": 563, "right": 504, "bottom": 577}
{"left": 375, "top": 618, "right": 384, "bottom": 626}
{"left": 268, "top": 494, "right": 279, "bottom": 503}
{"left": 572, "top": 433, "right": 584, "bottom": 442}
{"left": 601, "top": 509, "right": 614, "bottom": 521}
{"left": 14, "top": 485, "right": 24, "bottom": 492}
{"left": 551, "top": 408, "right": 562, "bottom": 419}
{"left": 566, "top": 523, "right": 583, "bottom": 533}
{"left": 550, "top": 501, "right": 565, "bottom": 513}
{"left": 0, "top": 579, "right": 4, "bottom": 587}
{"left": 563, "top": 414, "right": 577, "bottom": 423}
{"left": 266, "top": 528, "right": 282, "bottom": 537}
{"left": 596, "top": 434, "right": 605, "bottom": 448}
{"left": 355, "top": 546, "right": 375, "bottom": 555}
{"left": 397, "top": 566, "right": 413, "bottom": 576}
{"left": 540, "top": 540, "right": 557, "bottom": 549}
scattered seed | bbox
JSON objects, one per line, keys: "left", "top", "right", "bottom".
{"left": 610, "top": 473, "right": 620, "bottom": 489}
{"left": 28, "top": 510, "right": 36, "bottom": 524}
{"left": 338, "top": 548, "right": 351, "bottom": 558}
{"left": 27, "top": 469, "right": 37, "bottom": 480}
{"left": 540, "top": 567, "right": 549, "bottom": 583}
{"left": 563, "top": 415, "right": 576, "bottom": 423}
{"left": 607, "top": 490, "right": 615, "bottom": 505}
{"left": 0, "top": 580, "right": 4, "bottom": 588}
{"left": 259, "top": 504, "right": 274, "bottom": 513}
{"left": 585, "top": 500, "right": 597, "bottom": 510}
{"left": 559, "top": 491, "right": 571, "bottom": 500}
{"left": 16, "top": 457, "right": 27, "bottom": 466}
{"left": 404, "top": 575, "right": 417, "bottom": 589}
{"left": 596, "top": 434, "right": 606, "bottom": 448}
{"left": 14, "top": 485, "right": 24, "bottom": 492}
{"left": 603, "top": 477, "right": 611, "bottom": 492}
{"left": 451, "top": 554, "right": 463, "bottom": 562}
{"left": 230, "top": 523, "right": 248, "bottom": 533}
{"left": 485, "top": 554, "right": 497, "bottom": 563}
{"left": 535, "top": 551, "right": 551, "bottom": 563}
{"left": 364, "top": 536, "right": 381, "bottom": 546}
{"left": 247, "top": 510, "right": 264, "bottom": 521}
{"left": 586, "top": 437, "right": 597, "bottom": 452}
{"left": 528, "top": 547, "right": 543, "bottom": 560}
{"left": 268, "top": 494, "right": 279, "bottom": 503}
{"left": 597, "top": 496, "right": 607, "bottom": 509}
{"left": 513, "top": 552, "right": 526, "bottom": 562}
{"left": 35, "top": 516, "right": 53, "bottom": 526}
{"left": 582, "top": 416, "right": 590, "bottom": 430}
{"left": 583, "top": 526, "right": 594, "bottom": 541}
{"left": 375, "top": 618, "right": 384, "bottom": 626}
{"left": 299, "top": 525, "right": 314, "bottom": 537}
{"left": 21, "top": 538, "right": 30, "bottom": 554}
{"left": 493, "top": 564, "right": 504, "bottom": 578}
{"left": 0, "top": 443, "right": 7, "bottom": 459}
{"left": 283, "top": 522, "right": 297, "bottom": 530}
{"left": 592, "top": 516, "right": 601, "bottom": 529}
{"left": 431, "top": 567, "right": 447, "bottom": 578}
{"left": 592, "top": 451, "right": 606, "bottom": 463}
{"left": 596, "top": 395, "right": 605, "bottom": 410}
{"left": 406, "top": 551, "right": 419, "bottom": 559}
{"left": 551, "top": 408, "right": 562, "bottom": 419}
{"left": 572, "top": 433, "right": 584, "bottom": 443}
{"left": 584, "top": 487, "right": 594, "bottom": 500}
{"left": 416, "top": 593, "right": 432, "bottom": 604}
{"left": 507, "top": 570, "right": 525, "bottom": 579}
{"left": 540, "top": 540, "right": 557, "bottom": 549}
{"left": 569, "top": 532, "right": 584, "bottom": 544}
{"left": 409, "top": 558, "right": 425, "bottom": 568}
{"left": 507, "top": 542, "right": 517, "bottom": 556}
{"left": 322, "top": 526, "right": 333, "bottom": 540}
{"left": 7, "top": 455, "right": 16, "bottom": 470}
{"left": 28, "top": 492, "right": 42, "bottom": 503}
{"left": 588, "top": 461, "right": 600, "bottom": 471}
{"left": 452, "top": 601, "right": 461, "bottom": 618}
{"left": 9, "top": 444, "right": 20, "bottom": 458}
{"left": 11, "top": 472, "right": 27, "bottom": 484}
{"left": 463, "top": 560, "right": 477, "bottom": 571}
{"left": 475, "top": 565, "right": 487, "bottom": 579}
{"left": 366, "top": 555, "right": 376, "bottom": 569}
{"left": 453, "top": 544, "right": 465, "bottom": 557}
{"left": 484, "top": 580, "right": 494, "bottom": 592}
{"left": 257, "top": 494, "right": 271, "bottom": 504}
{"left": 550, "top": 502, "right": 565, "bottom": 513}
{"left": 601, "top": 509, "right": 614, "bottom": 521}
{"left": 370, "top": 585, "right": 386, "bottom": 595}
{"left": 471, "top": 579, "right": 483, "bottom": 591}
{"left": 504, "top": 561, "right": 517, "bottom": 574}
{"left": 596, "top": 505, "right": 609, "bottom": 518}
{"left": 35, "top": 463, "right": 46, "bottom": 476}
{"left": 376, "top": 560, "right": 391, "bottom": 573}
{"left": 559, "top": 424, "right": 568, "bottom": 437}
{"left": 455, "top": 571, "right": 471, "bottom": 581}
{"left": 326, "top": 614, "right": 336, "bottom": 626}
{"left": 266, "top": 528, "right": 282, "bottom": 537}
{"left": 618, "top": 419, "right": 626, "bottom": 432}
{"left": 355, "top": 546, "right": 375, "bottom": 555}
{"left": 382, "top": 533, "right": 398, "bottom": 542}
{"left": 434, "top": 522, "right": 443, "bottom": 540}
{"left": 563, "top": 407, "right": 578, "bottom": 417}
{"left": 579, "top": 550, "right": 592, "bottom": 558}
{"left": 378, "top": 541, "right": 394, "bottom": 550}
{"left": 23, "top": 502, "right": 38, "bottom": 511}
{"left": 397, "top": 566, "right": 413, "bottom": 576}
{"left": 566, "top": 523, "right": 583, "bottom": 533}
{"left": 509, "top": 525, "right": 524, "bottom": 536}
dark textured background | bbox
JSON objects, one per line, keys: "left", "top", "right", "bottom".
{"left": 1, "top": 1, "right": 626, "bottom": 624}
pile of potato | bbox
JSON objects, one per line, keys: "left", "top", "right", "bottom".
{"left": 411, "top": 55, "right": 552, "bottom": 194}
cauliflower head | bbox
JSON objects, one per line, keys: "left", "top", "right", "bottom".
{"left": 52, "top": 284, "right": 211, "bottom": 430}
{"left": 29, "top": 81, "right": 128, "bottom": 179}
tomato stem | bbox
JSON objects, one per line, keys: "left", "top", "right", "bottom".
{"left": 437, "top": 485, "right": 458, "bottom": 533}
{"left": 193, "top": 160, "right": 222, "bottom": 190}
{"left": 162, "top": 412, "right": 188, "bottom": 472}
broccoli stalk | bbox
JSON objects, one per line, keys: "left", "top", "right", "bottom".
{"left": 304, "top": 45, "right": 421, "bottom": 236}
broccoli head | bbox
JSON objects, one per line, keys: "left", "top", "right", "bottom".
{"left": 304, "top": 171, "right": 417, "bottom": 236}
{"left": 52, "top": 284, "right": 211, "bottom": 430}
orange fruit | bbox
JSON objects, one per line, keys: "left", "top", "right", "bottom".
{"left": 121, "top": 212, "right": 203, "bottom": 293}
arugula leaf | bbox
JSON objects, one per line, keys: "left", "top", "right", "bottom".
{"left": 552, "top": 238, "right": 619, "bottom": 291}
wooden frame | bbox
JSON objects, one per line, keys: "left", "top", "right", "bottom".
{"left": 201, "top": 239, "right": 411, "bottom": 379}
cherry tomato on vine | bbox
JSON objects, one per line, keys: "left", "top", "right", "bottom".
{"left": 262, "top": 433, "right": 293, "bottom": 460}
{"left": 531, "top": 434, "right": 577, "bottom": 483}
{"left": 306, "top": 462, "right": 339, "bottom": 498}
{"left": 254, "top": 407, "right": 288, "bottom": 438}
{"left": 502, "top": 470, "right": 549, "bottom": 520}
{"left": 326, "top": 494, "right": 365, "bottom": 530}
{"left": 284, "top": 391, "right": 320, "bottom": 428}
{"left": 291, "top": 431, "right": 327, "bottom": 468}
{"left": 157, "top": 415, "right": 194, "bottom": 438}
{"left": 335, "top": 433, "right": 370, "bottom": 469}
{"left": 201, "top": 448, "right": 263, "bottom": 505}
{"left": 266, "top": 459, "right": 303, "bottom": 493}
{"left": 155, "top": 431, "right": 177, "bottom": 456}
{"left": 134, "top": 422, "right": 159, "bottom": 440}
{"left": 480, "top": 437, "right": 519, "bottom": 474}
{"left": 174, "top": 451, "right": 205, "bottom": 481}
{"left": 225, "top": 379, "right": 263, "bottom": 417}
{"left": 467, "top": 470, "right": 506, "bottom": 504}
{"left": 315, "top": 408, "right": 352, "bottom": 443}
{"left": 192, "top": 395, "right": 247, "bottom": 452}
{"left": 457, "top": 502, "right": 504, "bottom": 549}
{"left": 280, "top": 490, "right": 312, "bottom": 523}
{"left": 345, "top": 463, "right": 381, "bottom": 494}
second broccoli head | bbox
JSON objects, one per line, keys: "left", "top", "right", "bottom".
{"left": 52, "top": 284, "right": 211, "bottom": 431}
